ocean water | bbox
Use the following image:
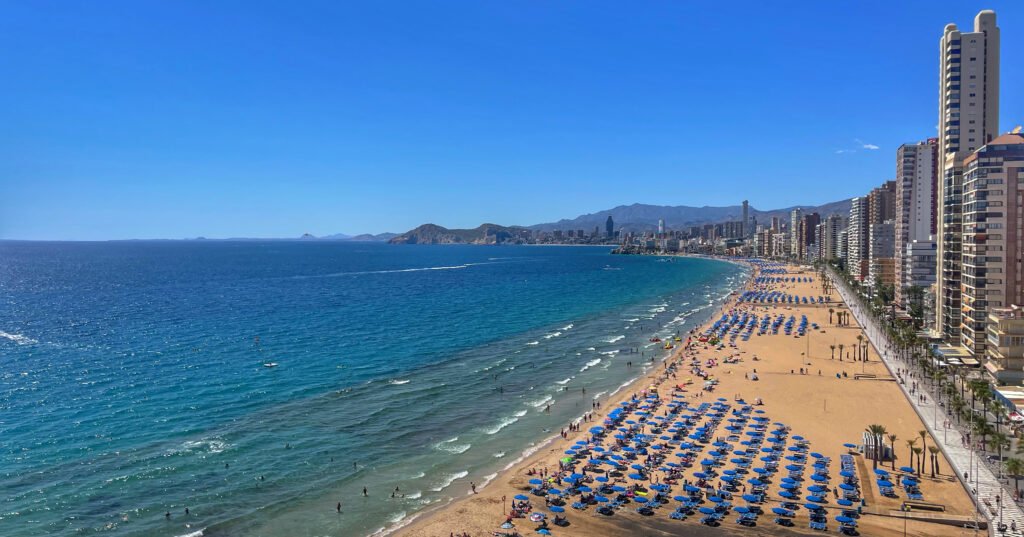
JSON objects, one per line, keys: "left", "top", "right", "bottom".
{"left": 0, "top": 241, "right": 746, "bottom": 537}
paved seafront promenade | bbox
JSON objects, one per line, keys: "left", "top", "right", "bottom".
{"left": 830, "top": 267, "right": 1024, "bottom": 536}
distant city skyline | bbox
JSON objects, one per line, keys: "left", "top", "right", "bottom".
{"left": 2, "top": 1, "right": 1023, "bottom": 240}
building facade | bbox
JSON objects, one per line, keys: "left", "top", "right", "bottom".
{"left": 936, "top": 10, "right": 1000, "bottom": 341}
{"left": 960, "top": 133, "right": 1024, "bottom": 357}
{"left": 895, "top": 139, "right": 938, "bottom": 306}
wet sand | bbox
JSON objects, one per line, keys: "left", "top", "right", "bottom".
{"left": 395, "top": 261, "right": 975, "bottom": 537}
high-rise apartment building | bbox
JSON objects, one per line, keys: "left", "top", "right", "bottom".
{"left": 894, "top": 139, "right": 939, "bottom": 306}
{"left": 789, "top": 209, "right": 803, "bottom": 259}
{"left": 798, "top": 213, "right": 821, "bottom": 260}
{"left": 847, "top": 197, "right": 870, "bottom": 280}
{"left": 869, "top": 181, "right": 897, "bottom": 225}
{"left": 742, "top": 200, "right": 750, "bottom": 238}
{"left": 960, "top": 132, "right": 1024, "bottom": 357}
{"left": 936, "top": 10, "right": 1000, "bottom": 341}
{"left": 868, "top": 220, "right": 897, "bottom": 289}
{"left": 820, "top": 214, "right": 845, "bottom": 261}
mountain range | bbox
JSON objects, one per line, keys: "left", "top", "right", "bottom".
{"left": 387, "top": 199, "right": 852, "bottom": 244}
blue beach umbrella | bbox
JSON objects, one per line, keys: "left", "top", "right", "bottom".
{"left": 843, "top": 443, "right": 857, "bottom": 449}
{"left": 779, "top": 490, "right": 796, "bottom": 499}
{"left": 877, "top": 480, "right": 894, "bottom": 488}
{"left": 578, "top": 486, "right": 592, "bottom": 493}
{"left": 628, "top": 473, "right": 645, "bottom": 480}
{"left": 684, "top": 485, "right": 701, "bottom": 493}
{"left": 772, "top": 507, "right": 793, "bottom": 516}
{"left": 514, "top": 494, "right": 529, "bottom": 501}
{"left": 742, "top": 494, "right": 760, "bottom": 503}
{"left": 698, "top": 507, "right": 716, "bottom": 514}
{"left": 804, "top": 503, "right": 823, "bottom": 511}
{"left": 747, "top": 479, "right": 763, "bottom": 486}
{"left": 611, "top": 486, "right": 626, "bottom": 492}
{"left": 808, "top": 485, "right": 827, "bottom": 493}
{"left": 810, "top": 474, "right": 828, "bottom": 482}
{"left": 594, "top": 495, "right": 609, "bottom": 502}
{"left": 780, "top": 482, "right": 798, "bottom": 490}
{"left": 839, "top": 470, "right": 855, "bottom": 478}
{"left": 837, "top": 499, "right": 854, "bottom": 507}
{"left": 899, "top": 466, "right": 915, "bottom": 473}
{"left": 838, "top": 483, "right": 854, "bottom": 491}
{"left": 836, "top": 515, "right": 855, "bottom": 524}
{"left": 550, "top": 506, "right": 565, "bottom": 513}
{"left": 529, "top": 479, "right": 543, "bottom": 485}
{"left": 807, "top": 495, "right": 827, "bottom": 503}
{"left": 694, "top": 472, "right": 708, "bottom": 479}
{"left": 734, "top": 506, "right": 750, "bottom": 514}
{"left": 674, "top": 495, "right": 688, "bottom": 502}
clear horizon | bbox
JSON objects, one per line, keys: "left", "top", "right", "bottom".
{"left": 2, "top": 1, "right": 1023, "bottom": 240}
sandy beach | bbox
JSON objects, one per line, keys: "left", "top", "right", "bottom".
{"left": 395, "top": 260, "right": 975, "bottom": 537}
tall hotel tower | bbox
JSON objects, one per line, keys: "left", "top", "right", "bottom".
{"left": 935, "top": 10, "right": 999, "bottom": 342}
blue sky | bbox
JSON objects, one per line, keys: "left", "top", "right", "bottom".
{"left": 2, "top": 1, "right": 1022, "bottom": 240}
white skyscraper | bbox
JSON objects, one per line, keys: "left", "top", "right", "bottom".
{"left": 936, "top": 10, "right": 1000, "bottom": 341}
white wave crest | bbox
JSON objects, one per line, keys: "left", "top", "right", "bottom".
{"left": 528, "top": 395, "right": 553, "bottom": 408}
{"left": 580, "top": 358, "right": 602, "bottom": 372}
{"left": 388, "top": 379, "right": 411, "bottom": 385}
{"left": 555, "top": 377, "right": 572, "bottom": 385}
{"left": 483, "top": 416, "right": 519, "bottom": 435}
{"left": 430, "top": 470, "right": 469, "bottom": 492}
{"left": 0, "top": 331, "right": 38, "bottom": 345}
{"left": 562, "top": 323, "right": 574, "bottom": 330}
{"left": 543, "top": 331, "right": 562, "bottom": 339}
{"left": 526, "top": 341, "right": 539, "bottom": 346}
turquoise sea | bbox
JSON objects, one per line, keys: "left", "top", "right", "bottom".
{"left": 0, "top": 241, "right": 746, "bottom": 536}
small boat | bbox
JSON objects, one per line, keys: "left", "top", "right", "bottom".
{"left": 263, "top": 362, "right": 278, "bottom": 368}
{"left": 650, "top": 337, "right": 662, "bottom": 342}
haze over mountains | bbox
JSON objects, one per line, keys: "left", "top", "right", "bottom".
{"left": 385, "top": 199, "right": 852, "bottom": 244}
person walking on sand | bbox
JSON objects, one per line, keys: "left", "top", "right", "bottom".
{"left": 363, "top": 487, "right": 368, "bottom": 497}
{"left": 337, "top": 502, "right": 341, "bottom": 513}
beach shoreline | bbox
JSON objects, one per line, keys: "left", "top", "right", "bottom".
{"left": 394, "top": 260, "right": 975, "bottom": 537}
{"left": 390, "top": 258, "right": 756, "bottom": 537}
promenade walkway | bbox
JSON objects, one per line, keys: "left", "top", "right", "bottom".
{"left": 828, "top": 268, "right": 1022, "bottom": 536}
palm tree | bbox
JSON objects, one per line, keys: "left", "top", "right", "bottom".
{"left": 905, "top": 438, "right": 918, "bottom": 470}
{"left": 829, "top": 308, "right": 835, "bottom": 324}
{"left": 918, "top": 430, "right": 928, "bottom": 474}
{"left": 830, "top": 345, "right": 836, "bottom": 359}
{"left": 1006, "top": 458, "right": 1024, "bottom": 496}
{"left": 887, "top": 433, "right": 898, "bottom": 470}
{"left": 838, "top": 343, "right": 845, "bottom": 360}
{"left": 928, "top": 446, "right": 940, "bottom": 478}
{"left": 990, "top": 432, "right": 1010, "bottom": 473}
{"left": 865, "top": 424, "right": 887, "bottom": 469}
{"left": 912, "top": 447, "right": 924, "bottom": 475}
{"left": 856, "top": 335, "right": 864, "bottom": 359}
